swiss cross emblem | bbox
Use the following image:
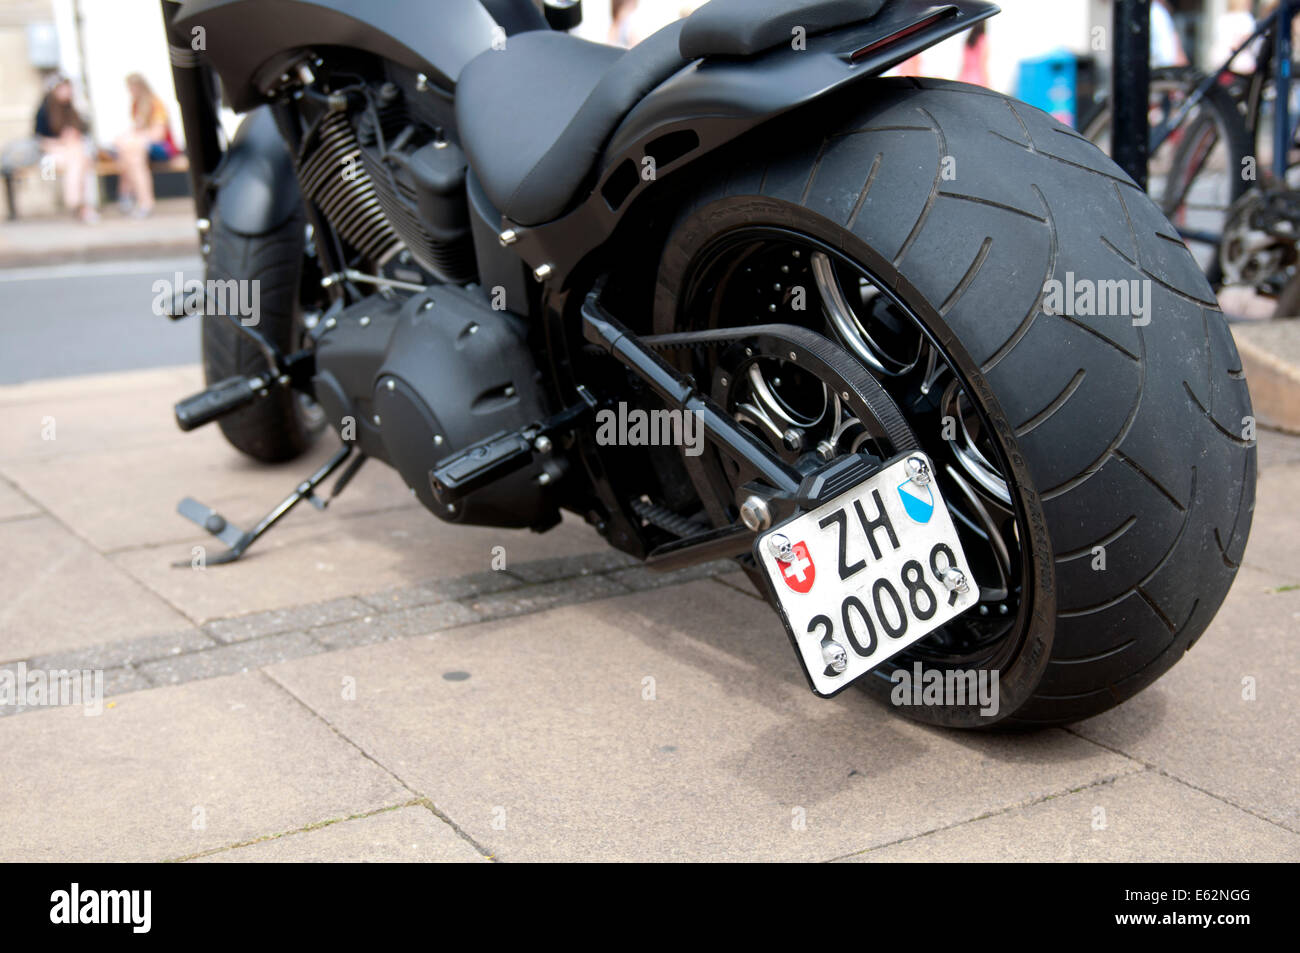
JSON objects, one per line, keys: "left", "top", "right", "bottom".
{"left": 777, "top": 541, "right": 816, "bottom": 594}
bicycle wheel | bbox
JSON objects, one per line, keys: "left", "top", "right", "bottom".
{"left": 1085, "top": 67, "right": 1252, "bottom": 281}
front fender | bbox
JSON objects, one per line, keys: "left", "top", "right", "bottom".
{"left": 211, "top": 107, "right": 302, "bottom": 237}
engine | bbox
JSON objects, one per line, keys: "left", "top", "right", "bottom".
{"left": 310, "top": 286, "right": 559, "bottom": 530}
{"left": 295, "top": 78, "right": 476, "bottom": 284}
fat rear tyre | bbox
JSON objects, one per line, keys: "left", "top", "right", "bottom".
{"left": 656, "top": 79, "right": 1256, "bottom": 728}
{"left": 201, "top": 207, "right": 318, "bottom": 463}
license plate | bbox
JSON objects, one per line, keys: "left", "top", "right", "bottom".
{"left": 754, "top": 453, "right": 978, "bottom": 697}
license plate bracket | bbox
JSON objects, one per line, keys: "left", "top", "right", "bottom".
{"left": 753, "top": 452, "right": 978, "bottom": 697}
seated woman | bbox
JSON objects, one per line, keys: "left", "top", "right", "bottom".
{"left": 114, "top": 73, "right": 180, "bottom": 218}
{"left": 34, "top": 74, "right": 97, "bottom": 224}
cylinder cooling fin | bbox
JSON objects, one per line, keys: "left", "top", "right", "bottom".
{"left": 296, "top": 83, "right": 477, "bottom": 285}
{"left": 297, "top": 110, "right": 405, "bottom": 267}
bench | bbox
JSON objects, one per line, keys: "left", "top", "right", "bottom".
{"left": 0, "top": 141, "right": 190, "bottom": 220}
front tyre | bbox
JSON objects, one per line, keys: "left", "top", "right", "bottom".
{"left": 655, "top": 79, "right": 1256, "bottom": 728}
{"left": 201, "top": 205, "right": 320, "bottom": 463}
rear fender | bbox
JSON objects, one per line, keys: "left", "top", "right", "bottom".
{"left": 505, "top": 0, "right": 999, "bottom": 285}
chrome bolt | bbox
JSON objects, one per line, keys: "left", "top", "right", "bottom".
{"left": 536, "top": 472, "right": 552, "bottom": 486}
{"left": 817, "top": 439, "right": 837, "bottom": 462}
{"left": 782, "top": 428, "right": 804, "bottom": 452}
{"left": 433, "top": 434, "right": 444, "bottom": 446}
{"left": 788, "top": 351, "right": 797, "bottom": 361}
{"left": 841, "top": 391, "right": 851, "bottom": 401}
{"left": 196, "top": 217, "right": 211, "bottom": 234}
{"left": 941, "top": 567, "right": 970, "bottom": 594}
{"left": 324, "top": 317, "right": 337, "bottom": 329}
{"left": 385, "top": 379, "right": 395, "bottom": 391}
{"left": 372, "top": 414, "right": 381, "bottom": 426}
{"left": 359, "top": 315, "right": 370, "bottom": 327}
{"left": 822, "top": 640, "right": 849, "bottom": 674}
{"left": 534, "top": 435, "right": 553, "bottom": 454}
{"left": 533, "top": 263, "right": 554, "bottom": 281}
{"left": 416, "top": 73, "right": 429, "bottom": 91}
{"left": 979, "top": 605, "right": 989, "bottom": 616}
{"left": 905, "top": 456, "right": 932, "bottom": 486}
{"left": 739, "top": 496, "right": 772, "bottom": 532}
{"left": 767, "top": 533, "right": 795, "bottom": 563}
{"left": 498, "top": 229, "right": 518, "bottom": 246}
{"left": 719, "top": 376, "right": 729, "bottom": 388}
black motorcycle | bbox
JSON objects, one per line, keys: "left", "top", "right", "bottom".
{"left": 161, "top": 0, "right": 1256, "bottom": 728}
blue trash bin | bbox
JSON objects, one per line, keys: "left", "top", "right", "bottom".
{"left": 1017, "top": 49, "right": 1078, "bottom": 129}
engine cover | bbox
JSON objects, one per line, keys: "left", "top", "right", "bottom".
{"left": 311, "top": 287, "right": 557, "bottom": 529}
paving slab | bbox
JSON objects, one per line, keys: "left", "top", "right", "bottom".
{"left": 1240, "top": 463, "right": 1300, "bottom": 586}
{"left": 1071, "top": 567, "right": 1300, "bottom": 832}
{"left": 0, "top": 366, "right": 200, "bottom": 463}
{"left": 0, "top": 672, "right": 411, "bottom": 862}
{"left": 191, "top": 804, "right": 487, "bottom": 863}
{"left": 0, "top": 476, "right": 39, "bottom": 521}
{"left": 1, "top": 428, "right": 417, "bottom": 553}
{"left": 0, "top": 364, "right": 200, "bottom": 409}
{"left": 137, "top": 630, "right": 327, "bottom": 686}
{"left": 844, "top": 770, "right": 1299, "bottom": 862}
{"left": 204, "top": 597, "right": 372, "bottom": 644}
{"left": 0, "top": 516, "right": 191, "bottom": 662}
{"left": 266, "top": 580, "right": 1139, "bottom": 862}
{"left": 112, "top": 507, "right": 611, "bottom": 625}
{"left": 1233, "top": 320, "right": 1300, "bottom": 434}
{"left": 1255, "top": 428, "right": 1300, "bottom": 470}
{"left": 311, "top": 601, "right": 483, "bottom": 651}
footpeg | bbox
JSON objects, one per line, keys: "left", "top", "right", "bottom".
{"left": 173, "top": 445, "right": 356, "bottom": 566}
{"left": 428, "top": 391, "right": 597, "bottom": 506}
{"left": 174, "top": 375, "right": 269, "bottom": 432}
{"left": 430, "top": 431, "right": 533, "bottom": 505}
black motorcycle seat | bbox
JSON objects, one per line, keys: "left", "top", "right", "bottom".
{"left": 457, "top": 0, "right": 887, "bottom": 226}
{"left": 457, "top": 21, "right": 686, "bottom": 226}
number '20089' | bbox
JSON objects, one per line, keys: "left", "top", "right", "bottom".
{"left": 806, "top": 543, "right": 960, "bottom": 661}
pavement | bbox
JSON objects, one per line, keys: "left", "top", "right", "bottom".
{"left": 1232, "top": 319, "right": 1300, "bottom": 434}
{"left": 0, "top": 198, "right": 198, "bottom": 269}
{"left": 0, "top": 362, "right": 1297, "bottom": 862}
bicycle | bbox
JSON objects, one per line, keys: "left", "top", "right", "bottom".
{"left": 1086, "top": 0, "right": 1300, "bottom": 316}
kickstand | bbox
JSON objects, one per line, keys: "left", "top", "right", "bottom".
{"left": 174, "top": 445, "right": 360, "bottom": 566}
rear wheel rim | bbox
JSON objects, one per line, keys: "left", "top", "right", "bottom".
{"left": 676, "top": 227, "right": 1031, "bottom": 672}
